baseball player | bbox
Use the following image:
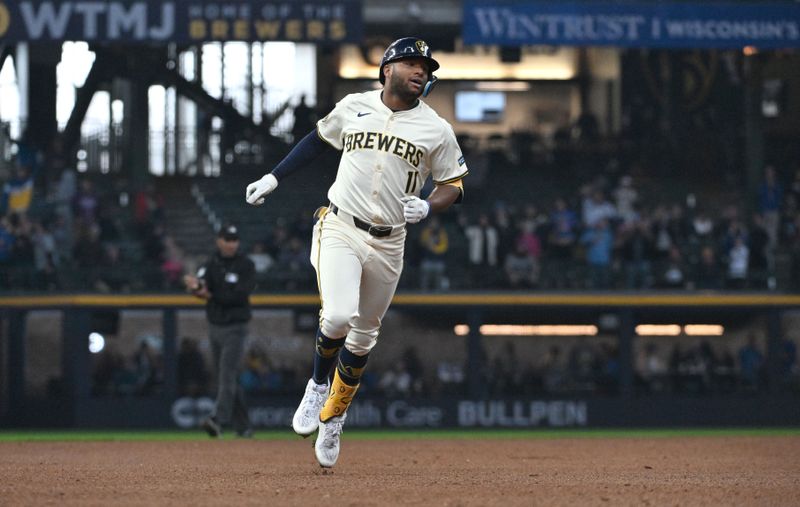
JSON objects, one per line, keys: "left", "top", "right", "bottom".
{"left": 245, "top": 37, "right": 467, "bottom": 468}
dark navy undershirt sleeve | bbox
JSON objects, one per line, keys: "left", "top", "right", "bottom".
{"left": 270, "top": 128, "right": 332, "bottom": 181}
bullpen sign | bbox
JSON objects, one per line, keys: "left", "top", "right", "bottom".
{"left": 0, "top": 0, "right": 362, "bottom": 42}
{"left": 463, "top": 1, "right": 800, "bottom": 49}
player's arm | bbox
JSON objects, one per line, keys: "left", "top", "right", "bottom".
{"left": 428, "top": 181, "right": 463, "bottom": 213}
{"left": 401, "top": 180, "right": 463, "bottom": 224}
{"left": 245, "top": 129, "right": 333, "bottom": 205}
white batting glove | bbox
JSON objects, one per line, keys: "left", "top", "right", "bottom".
{"left": 245, "top": 173, "right": 279, "bottom": 205}
{"left": 400, "top": 196, "right": 430, "bottom": 224}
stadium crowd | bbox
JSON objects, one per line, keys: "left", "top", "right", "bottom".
{"left": 2, "top": 120, "right": 800, "bottom": 294}
{"left": 85, "top": 332, "right": 799, "bottom": 399}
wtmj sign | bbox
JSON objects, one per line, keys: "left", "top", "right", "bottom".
{"left": 0, "top": 0, "right": 362, "bottom": 43}
{"left": 463, "top": 1, "right": 800, "bottom": 49}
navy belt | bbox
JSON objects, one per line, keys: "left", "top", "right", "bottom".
{"left": 330, "top": 204, "right": 394, "bottom": 238}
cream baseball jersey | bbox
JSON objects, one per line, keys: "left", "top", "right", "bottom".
{"left": 317, "top": 89, "right": 468, "bottom": 226}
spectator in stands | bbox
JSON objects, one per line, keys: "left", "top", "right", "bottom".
{"left": 32, "top": 219, "right": 59, "bottom": 290}
{"left": 72, "top": 223, "right": 106, "bottom": 289}
{"left": 488, "top": 342, "right": 522, "bottom": 396}
{"left": 581, "top": 188, "right": 616, "bottom": 228}
{"left": 636, "top": 343, "right": 668, "bottom": 392}
{"left": 757, "top": 165, "right": 783, "bottom": 248}
{"left": 418, "top": 215, "right": 449, "bottom": 291}
{"left": 548, "top": 197, "right": 578, "bottom": 257}
{"left": 542, "top": 345, "right": 567, "bottom": 392}
{"left": 72, "top": 179, "right": 99, "bottom": 224}
{"left": 96, "top": 205, "right": 122, "bottom": 245}
{"left": 435, "top": 360, "right": 465, "bottom": 396}
{"left": 692, "top": 245, "right": 723, "bottom": 290}
{"left": 0, "top": 215, "right": 14, "bottom": 287}
{"left": 291, "top": 95, "right": 316, "bottom": 144}
{"left": 748, "top": 213, "right": 771, "bottom": 288}
{"left": 11, "top": 128, "right": 41, "bottom": 179}
{"left": 655, "top": 245, "right": 687, "bottom": 289}
{"left": 95, "top": 244, "right": 131, "bottom": 293}
{"left": 248, "top": 241, "right": 274, "bottom": 276}
{"left": 515, "top": 218, "right": 542, "bottom": 261}
{"left": 691, "top": 209, "right": 715, "bottom": 246}
{"left": 725, "top": 236, "right": 749, "bottom": 289}
{"left": 401, "top": 346, "right": 424, "bottom": 394}
{"left": 619, "top": 214, "right": 655, "bottom": 289}
{"left": 8, "top": 213, "right": 36, "bottom": 289}
{"left": 651, "top": 205, "right": 675, "bottom": 261}
{"left": 134, "top": 338, "right": 163, "bottom": 396}
{"left": 177, "top": 337, "right": 209, "bottom": 396}
{"left": 464, "top": 213, "right": 499, "bottom": 287}
{"left": 160, "top": 235, "right": 186, "bottom": 291}
{"left": 240, "top": 345, "right": 272, "bottom": 394}
{"left": 379, "top": 360, "right": 413, "bottom": 397}
{"left": 1, "top": 165, "right": 34, "bottom": 216}
{"left": 133, "top": 182, "right": 164, "bottom": 235}
{"left": 613, "top": 175, "right": 639, "bottom": 224}
{"left": 779, "top": 337, "right": 797, "bottom": 388}
{"left": 568, "top": 338, "right": 598, "bottom": 390}
{"left": 52, "top": 167, "right": 77, "bottom": 230}
{"left": 276, "top": 236, "right": 311, "bottom": 290}
{"left": 91, "top": 343, "right": 131, "bottom": 396}
{"left": 580, "top": 218, "right": 614, "bottom": 289}
{"left": 504, "top": 242, "right": 539, "bottom": 288}
{"left": 492, "top": 203, "right": 515, "bottom": 266}
{"left": 738, "top": 334, "right": 763, "bottom": 390}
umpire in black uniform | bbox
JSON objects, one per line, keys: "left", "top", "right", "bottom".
{"left": 183, "top": 222, "right": 256, "bottom": 438}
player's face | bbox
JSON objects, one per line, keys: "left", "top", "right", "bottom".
{"left": 387, "top": 58, "right": 430, "bottom": 100}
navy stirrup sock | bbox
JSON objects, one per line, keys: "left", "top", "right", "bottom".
{"left": 337, "top": 347, "right": 369, "bottom": 386}
{"left": 313, "top": 329, "right": 344, "bottom": 384}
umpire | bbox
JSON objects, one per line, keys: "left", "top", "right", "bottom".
{"left": 183, "top": 222, "right": 256, "bottom": 438}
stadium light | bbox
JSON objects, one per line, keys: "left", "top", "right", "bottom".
{"left": 635, "top": 325, "right": 681, "bottom": 336}
{"left": 88, "top": 332, "right": 105, "bottom": 354}
{"left": 454, "top": 325, "right": 598, "bottom": 336}
{"left": 684, "top": 325, "right": 724, "bottom": 336}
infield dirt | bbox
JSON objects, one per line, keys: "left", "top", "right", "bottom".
{"left": 1, "top": 436, "right": 798, "bottom": 506}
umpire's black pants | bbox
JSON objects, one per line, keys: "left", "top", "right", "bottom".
{"left": 209, "top": 322, "right": 251, "bottom": 432}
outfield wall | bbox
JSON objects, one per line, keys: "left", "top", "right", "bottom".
{"left": 1, "top": 293, "right": 799, "bottom": 428}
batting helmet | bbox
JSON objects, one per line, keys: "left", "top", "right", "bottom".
{"left": 379, "top": 37, "right": 440, "bottom": 96}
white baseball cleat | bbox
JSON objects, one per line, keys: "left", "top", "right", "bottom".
{"left": 292, "top": 378, "right": 329, "bottom": 436}
{"left": 315, "top": 413, "right": 347, "bottom": 468}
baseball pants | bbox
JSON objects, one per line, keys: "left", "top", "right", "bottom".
{"left": 310, "top": 208, "right": 404, "bottom": 355}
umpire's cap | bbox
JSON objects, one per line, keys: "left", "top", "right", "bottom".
{"left": 217, "top": 222, "right": 240, "bottom": 241}
{"left": 379, "top": 37, "right": 439, "bottom": 84}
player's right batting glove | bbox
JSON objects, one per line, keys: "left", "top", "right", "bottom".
{"left": 245, "top": 173, "right": 279, "bottom": 205}
{"left": 400, "top": 196, "right": 430, "bottom": 224}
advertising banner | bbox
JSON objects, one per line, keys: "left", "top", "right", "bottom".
{"left": 0, "top": 0, "right": 362, "bottom": 43}
{"left": 463, "top": 1, "right": 800, "bottom": 49}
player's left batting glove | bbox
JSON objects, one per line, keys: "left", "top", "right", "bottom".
{"left": 245, "top": 173, "right": 279, "bottom": 205}
{"left": 400, "top": 196, "right": 430, "bottom": 224}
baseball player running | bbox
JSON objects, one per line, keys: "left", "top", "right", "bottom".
{"left": 245, "top": 37, "right": 467, "bottom": 468}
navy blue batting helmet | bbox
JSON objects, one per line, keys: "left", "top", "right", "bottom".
{"left": 378, "top": 37, "right": 440, "bottom": 85}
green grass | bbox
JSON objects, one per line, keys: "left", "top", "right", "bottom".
{"left": 1, "top": 428, "right": 799, "bottom": 443}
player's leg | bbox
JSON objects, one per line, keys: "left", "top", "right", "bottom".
{"left": 316, "top": 245, "right": 402, "bottom": 467}
{"left": 294, "top": 216, "right": 364, "bottom": 436}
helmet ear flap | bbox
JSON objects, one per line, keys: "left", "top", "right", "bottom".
{"left": 422, "top": 75, "right": 438, "bottom": 97}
